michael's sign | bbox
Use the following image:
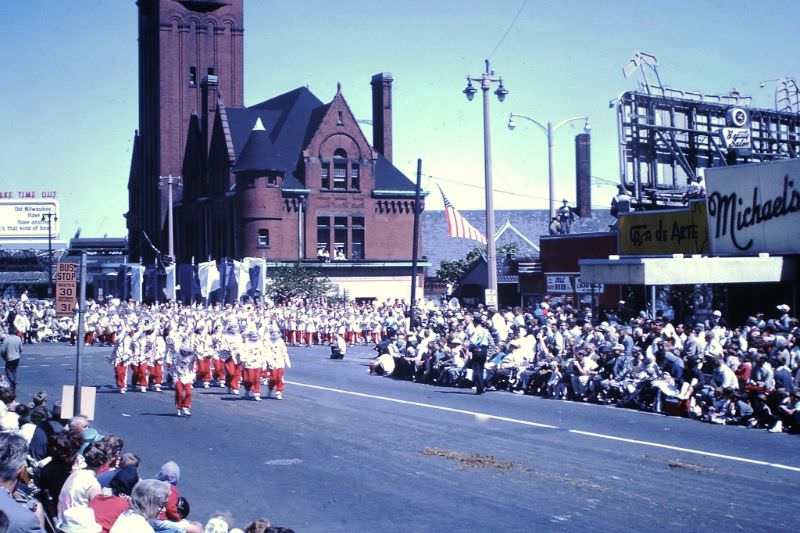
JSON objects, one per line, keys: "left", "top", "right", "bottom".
{"left": 706, "top": 159, "right": 800, "bottom": 255}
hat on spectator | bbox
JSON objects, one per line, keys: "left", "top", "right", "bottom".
{"left": 156, "top": 461, "right": 181, "bottom": 486}
{"left": 777, "top": 304, "right": 790, "bottom": 312}
{"left": 612, "top": 344, "right": 624, "bottom": 351}
{"left": 204, "top": 516, "right": 230, "bottom": 533}
{"left": 59, "top": 507, "right": 102, "bottom": 533}
{"left": 712, "top": 310, "right": 722, "bottom": 317}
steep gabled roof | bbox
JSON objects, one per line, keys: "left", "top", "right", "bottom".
{"left": 226, "top": 87, "right": 326, "bottom": 179}
{"left": 374, "top": 156, "right": 416, "bottom": 192}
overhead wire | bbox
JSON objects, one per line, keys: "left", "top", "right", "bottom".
{"left": 487, "top": 0, "right": 530, "bottom": 60}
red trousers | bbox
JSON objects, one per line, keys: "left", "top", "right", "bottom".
{"left": 175, "top": 381, "right": 192, "bottom": 409}
{"left": 197, "top": 358, "right": 212, "bottom": 384}
{"left": 212, "top": 359, "right": 225, "bottom": 381}
{"left": 115, "top": 364, "right": 128, "bottom": 388}
{"left": 135, "top": 363, "right": 149, "bottom": 387}
{"left": 242, "top": 368, "right": 261, "bottom": 394}
{"left": 224, "top": 359, "right": 241, "bottom": 389}
{"left": 148, "top": 363, "right": 163, "bottom": 387}
{"left": 268, "top": 367, "right": 285, "bottom": 392}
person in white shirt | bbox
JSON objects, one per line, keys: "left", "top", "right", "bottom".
{"left": 57, "top": 443, "right": 108, "bottom": 523}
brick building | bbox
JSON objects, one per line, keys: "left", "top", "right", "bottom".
{"left": 127, "top": 0, "right": 244, "bottom": 264}
{"left": 127, "top": 0, "right": 424, "bottom": 300}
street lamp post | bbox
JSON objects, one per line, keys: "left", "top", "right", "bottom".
{"left": 508, "top": 113, "right": 590, "bottom": 218}
{"left": 41, "top": 212, "right": 58, "bottom": 297}
{"left": 463, "top": 60, "right": 508, "bottom": 306}
{"left": 159, "top": 174, "right": 183, "bottom": 259}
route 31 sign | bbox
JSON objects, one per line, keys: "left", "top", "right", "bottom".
{"left": 55, "top": 262, "right": 77, "bottom": 317}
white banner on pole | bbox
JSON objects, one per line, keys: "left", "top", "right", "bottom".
{"left": 198, "top": 261, "right": 220, "bottom": 298}
{"left": 130, "top": 264, "right": 145, "bottom": 303}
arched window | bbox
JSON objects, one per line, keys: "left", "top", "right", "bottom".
{"left": 333, "top": 149, "right": 348, "bottom": 190}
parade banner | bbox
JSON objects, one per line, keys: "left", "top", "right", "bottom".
{"left": 198, "top": 261, "right": 219, "bottom": 298}
{"left": 129, "top": 264, "right": 145, "bottom": 303}
{"left": 163, "top": 264, "right": 176, "bottom": 301}
{"left": 233, "top": 260, "right": 249, "bottom": 301}
{"left": 706, "top": 159, "right": 800, "bottom": 255}
{"left": 243, "top": 257, "right": 266, "bottom": 296}
{"left": 618, "top": 200, "right": 709, "bottom": 255}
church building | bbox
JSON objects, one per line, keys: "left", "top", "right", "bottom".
{"left": 127, "top": 0, "right": 425, "bottom": 300}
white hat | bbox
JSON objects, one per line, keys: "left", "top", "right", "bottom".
{"left": 59, "top": 507, "right": 102, "bottom": 533}
{"left": 777, "top": 304, "right": 790, "bottom": 312}
{"left": 712, "top": 310, "right": 722, "bottom": 317}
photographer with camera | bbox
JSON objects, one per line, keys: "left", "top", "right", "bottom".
{"left": 0, "top": 432, "right": 45, "bottom": 532}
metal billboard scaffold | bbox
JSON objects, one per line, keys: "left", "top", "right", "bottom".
{"left": 614, "top": 52, "right": 800, "bottom": 210}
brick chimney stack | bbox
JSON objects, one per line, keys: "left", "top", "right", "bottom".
{"left": 201, "top": 74, "right": 219, "bottom": 153}
{"left": 575, "top": 133, "right": 592, "bottom": 218}
{"left": 371, "top": 72, "right": 393, "bottom": 162}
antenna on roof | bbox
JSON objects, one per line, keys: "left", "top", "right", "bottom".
{"left": 336, "top": 82, "right": 342, "bottom": 94}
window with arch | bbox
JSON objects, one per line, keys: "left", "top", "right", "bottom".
{"left": 333, "top": 149, "right": 347, "bottom": 190}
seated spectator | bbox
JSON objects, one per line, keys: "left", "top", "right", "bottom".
{"left": 0, "top": 432, "right": 45, "bottom": 532}
{"left": 155, "top": 461, "right": 182, "bottom": 522}
{"left": 59, "top": 506, "right": 102, "bottom": 533}
{"left": 90, "top": 465, "right": 138, "bottom": 533}
{"left": 243, "top": 518, "right": 271, "bottom": 533}
{"left": 58, "top": 442, "right": 109, "bottom": 523}
{"left": 95, "top": 436, "right": 125, "bottom": 488}
{"left": 37, "top": 429, "right": 84, "bottom": 517}
{"left": 110, "top": 479, "right": 170, "bottom": 533}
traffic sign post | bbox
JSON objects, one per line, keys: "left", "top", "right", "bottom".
{"left": 55, "top": 262, "right": 77, "bottom": 317}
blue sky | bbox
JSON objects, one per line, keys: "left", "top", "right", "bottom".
{"left": 1, "top": 0, "right": 797, "bottom": 241}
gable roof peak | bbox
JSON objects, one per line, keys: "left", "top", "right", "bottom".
{"left": 252, "top": 117, "right": 266, "bottom": 131}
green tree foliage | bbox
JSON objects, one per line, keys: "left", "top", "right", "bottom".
{"left": 435, "top": 242, "right": 520, "bottom": 284}
{"left": 267, "top": 264, "right": 334, "bottom": 302}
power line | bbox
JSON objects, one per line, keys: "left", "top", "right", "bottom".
{"left": 425, "top": 174, "right": 612, "bottom": 209}
{"left": 488, "top": 0, "right": 529, "bottom": 59}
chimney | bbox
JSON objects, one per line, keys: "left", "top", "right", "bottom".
{"left": 575, "top": 133, "right": 592, "bottom": 218}
{"left": 201, "top": 74, "right": 219, "bottom": 152}
{"left": 371, "top": 72, "right": 393, "bottom": 162}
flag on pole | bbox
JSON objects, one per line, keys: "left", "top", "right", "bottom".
{"left": 129, "top": 264, "right": 145, "bottom": 303}
{"left": 437, "top": 185, "right": 487, "bottom": 244}
{"left": 233, "top": 260, "right": 249, "bottom": 301}
{"left": 163, "top": 264, "right": 176, "bottom": 301}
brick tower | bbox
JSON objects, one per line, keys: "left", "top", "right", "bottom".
{"left": 128, "top": 0, "right": 243, "bottom": 262}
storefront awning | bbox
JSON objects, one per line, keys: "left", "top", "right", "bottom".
{"left": 579, "top": 255, "right": 797, "bottom": 285}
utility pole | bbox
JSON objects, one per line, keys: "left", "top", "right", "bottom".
{"left": 74, "top": 252, "right": 87, "bottom": 413}
{"left": 42, "top": 212, "right": 58, "bottom": 297}
{"left": 410, "top": 159, "right": 422, "bottom": 311}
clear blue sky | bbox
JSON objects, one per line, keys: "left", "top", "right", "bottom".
{"left": 1, "top": 0, "right": 797, "bottom": 241}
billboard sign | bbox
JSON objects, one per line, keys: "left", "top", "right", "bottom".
{"left": 706, "top": 159, "right": 800, "bottom": 255}
{"left": 618, "top": 200, "right": 709, "bottom": 255}
{"left": 0, "top": 200, "right": 59, "bottom": 238}
{"left": 546, "top": 275, "right": 573, "bottom": 293}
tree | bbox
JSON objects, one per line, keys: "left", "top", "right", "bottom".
{"left": 435, "top": 242, "right": 521, "bottom": 285}
{"left": 267, "top": 264, "right": 335, "bottom": 303}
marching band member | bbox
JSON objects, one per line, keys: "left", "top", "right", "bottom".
{"left": 266, "top": 329, "right": 291, "bottom": 400}
{"left": 148, "top": 325, "right": 167, "bottom": 392}
{"left": 193, "top": 324, "right": 213, "bottom": 388}
{"left": 173, "top": 332, "right": 198, "bottom": 416}
{"left": 240, "top": 332, "right": 265, "bottom": 400}
{"left": 112, "top": 324, "right": 137, "bottom": 393}
{"left": 222, "top": 324, "right": 243, "bottom": 394}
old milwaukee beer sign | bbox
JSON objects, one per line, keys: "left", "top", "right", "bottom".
{"left": 618, "top": 200, "right": 709, "bottom": 255}
{"left": 706, "top": 159, "right": 800, "bottom": 255}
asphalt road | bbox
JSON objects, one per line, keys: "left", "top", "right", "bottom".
{"left": 13, "top": 342, "right": 800, "bottom": 532}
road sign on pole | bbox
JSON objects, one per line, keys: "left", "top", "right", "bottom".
{"left": 55, "top": 262, "right": 77, "bottom": 317}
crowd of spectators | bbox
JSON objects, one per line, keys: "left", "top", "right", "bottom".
{"left": 0, "top": 388, "right": 294, "bottom": 532}
{"left": 369, "top": 300, "right": 800, "bottom": 434}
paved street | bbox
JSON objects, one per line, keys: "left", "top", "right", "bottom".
{"left": 14, "top": 342, "right": 800, "bottom": 532}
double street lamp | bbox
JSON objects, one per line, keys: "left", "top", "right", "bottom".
{"left": 507, "top": 113, "right": 590, "bottom": 218}
{"left": 463, "top": 60, "right": 508, "bottom": 305}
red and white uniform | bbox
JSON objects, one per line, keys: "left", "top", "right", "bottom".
{"left": 173, "top": 338, "right": 198, "bottom": 415}
{"left": 240, "top": 335, "right": 266, "bottom": 399}
{"left": 266, "top": 333, "right": 292, "bottom": 399}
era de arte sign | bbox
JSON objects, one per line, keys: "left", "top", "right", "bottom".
{"left": 0, "top": 199, "right": 60, "bottom": 238}
{"left": 618, "top": 200, "right": 709, "bottom": 255}
{"left": 706, "top": 159, "right": 800, "bottom": 256}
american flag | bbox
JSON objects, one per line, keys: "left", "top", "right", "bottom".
{"left": 437, "top": 185, "right": 487, "bottom": 244}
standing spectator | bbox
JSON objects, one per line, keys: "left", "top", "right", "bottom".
{"left": 0, "top": 432, "right": 45, "bottom": 532}
{"left": 1, "top": 330, "right": 23, "bottom": 388}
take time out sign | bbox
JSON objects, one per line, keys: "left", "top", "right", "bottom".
{"left": 706, "top": 159, "right": 800, "bottom": 255}
{"left": 0, "top": 200, "right": 59, "bottom": 238}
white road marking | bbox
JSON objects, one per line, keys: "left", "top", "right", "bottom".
{"left": 288, "top": 380, "right": 800, "bottom": 473}
{"left": 569, "top": 430, "right": 800, "bottom": 473}
{"left": 287, "top": 381, "right": 558, "bottom": 429}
